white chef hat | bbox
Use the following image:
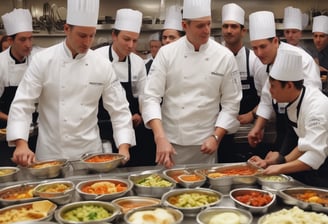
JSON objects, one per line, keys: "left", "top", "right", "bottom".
{"left": 249, "top": 11, "right": 276, "bottom": 41}
{"left": 270, "top": 50, "right": 304, "bottom": 81}
{"left": 164, "top": 5, "right": 183, "bottom": 31}
{"left": 114, "top": 9, "right": 143, "bottom": 33}
{"left": 183, "top": 0, "right": 211, "bottom": 20}
{"left": 312, "top": 15, "right": 328, "bottom": 34}
{"left": 283, "top": 7, "right": 302, "bottom": 30}
{"left": 222, "top": 3, "right": 245, "bottom": 25}
{"left": 66, "top": 0, "right": 99, "bottom": 27}
{"left": 2, "top": 8, "right": 33, "bottom": 36}
{"left": 148, "top": 32, "right": 160, "bottom": 41}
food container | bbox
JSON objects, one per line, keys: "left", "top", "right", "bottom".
{"left": 177, "top": 173, "right": 206, "bottom": 188}
{"left": 26, "top": 159, "right": 68, "bottom": 178}
{"left": 163, "top": 167, "right": 206, "bottom": 188}
{"left": 33, "top": 180, "right": 75, "bottom": 205}
{"left": 278, "top": 187, "right": 328, "bottom": 212}
{"left": 76, "top": 178, "right": 132, "bottom": 201}
{"left": 124, "top": 205, "right": 183, "bottom": 224}
{"left": 0, "top": 200, "right": 57, "bottom": 223}
{"left": 229, "top": 188, "right": 276, "bottom": 214}
{"left": 81, "top": 153, "right": 125, "bottom": 173}
{"left": 112, "top": 196, "right": 161, "bottom": 214}
{"left": 196, "top": 206, "right": 253, "bottom": 224}
{"left": 129, "top": 173, "right": 176, "bottom": 198}
{"left": 0, "top": 182, "right": 40, "bottom": 207}
{"left": 0, "top": 166, "right": 19, "bottom": 183}
{"left": 55, "top": 200, "right": 120, "bottom": 224}
{"left": 257, "top": 174, "right": 293, "bottom": 191}
{"left": 162, "top": 188, "right": 222, "bottom": 217}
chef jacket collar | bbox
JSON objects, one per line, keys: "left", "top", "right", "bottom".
{"left": 9, "top": 47, "right": 27, "bottom": 64}
{"left": 110, "top": 46, "right": 127, "bottom": 63}
{"left": 63, "top": 39, "right": 87, "bottom": 60}
{"left": 184, "top": 36, "right": 210, "bottom": 52}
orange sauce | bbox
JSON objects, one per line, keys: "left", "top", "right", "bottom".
{"left": 235, "top": 191, "right": 273, "bottom": 207}
{"left": 180, "top": 174, "right": 203, "bottom": 182}
{"left": 84, "top": 155, "right": 116, "bottom": 163}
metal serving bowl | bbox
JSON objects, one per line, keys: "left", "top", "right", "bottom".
{"left": 257, "top": 174, "right": 293, "bottom": 191}
{"left": 196, "top": 207, "right": 253, "bottom": 224}
{"left": 0, "top": 182, "right": 40, "bottom": 207}
{"left": 76, "top": 178, "right": 132, "bottom": 201}
{"left": 177, "top": 173, "right": 206, "bottom": 188}
{"left": 0, "top": 166, "right": 19, "bottom": 183}
{"left": 112, "top": 196, "right": 161, "bottom": 214}
{"left": 162, "top": 188, "right": 223, "bottom": 217}
{"left": 55, "top": 200, "right": 121, "bottom": 224}
{"left": 0, "top": 200, "right": 57, "bottom": 223}
{"left": 124, "top": 205, "right": 184, "bottom": 224}
{"left": 81, "top": 153, "right": 125, "bottom": 173}
{"left": 26, "top": 159, "right": 68, "bottom": 178}
{"left": 229, "top": 188, "right": 276, "bottom": 214}
{"left": 33, "top": 180, "right": 75, "bottom": 205}
{"left": 129, "top": 173, "right": 176, "bottom": 198}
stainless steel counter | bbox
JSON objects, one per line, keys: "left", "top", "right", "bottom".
{"left": 0, "top": 163, "right": 305, "bottom": 224}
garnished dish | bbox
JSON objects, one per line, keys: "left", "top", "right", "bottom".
{"left": 258, "top": 206, "right": 328, "bottom": 224}
{"left": 36, "top": 183, "right": 72, "bottom": 194}
{"left": 167, "top": 192, "right": 219, "bottom": 208}
{"left": 127, "top": 208, "right": 177, "bottom": 224}
{"left": 136, "top": 174, "right": 173, "bottom": 187}
{"left": 112, "top": 196, "right": 161, "bottom": 214}
{"left": 0, "top": 184, "right": 36, "bottom": 200}
{"left": 61, "top": 204, "right": 112, "bottom": 222}
{"left": 233, "top": 190, "right": 273, "bottom": 207}
{"left": 207, "top": 166, "right": 258, "bottom": 178}
{"left": 83, "top": 154, "right": 118, "bottom": 163}
{"left": 30, "top": 161, "right": 64, "bottom": 169}
{"left": 0, "top": 200, "right": 56, "bottom": 224}
{"left": 80, "top": 181, "right": 127, "bottom": 194}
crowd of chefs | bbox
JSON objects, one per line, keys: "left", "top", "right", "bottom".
{"left": 0, "top": 0, "right": 328, "bottom": 188}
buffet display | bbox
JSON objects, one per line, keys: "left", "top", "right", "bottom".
{"left": 0, "top": 160, "right": 328, "bottom": 224}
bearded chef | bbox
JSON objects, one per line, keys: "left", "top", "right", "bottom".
{"left": 7, "top": 0, "right": 135, "bottom": 166}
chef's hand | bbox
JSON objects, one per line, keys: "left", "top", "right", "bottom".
{"left": 12, "top": 139, "right": 35, "bottom": 166}
{"left": 238, "top": 111, "right": 254, "bottom": 124}
{"left": 118, "top": 143, "right": 130, "bottom": 165}
{"left": 155, "top": 136, "right": 176, "bottom": 169}
{"left": 262, "top": 164, "right": 283, "bottom": 175}
{"left": 201, "top": 136, "right": 219, "bottom": 154}
{"left": 264, "top": 151, "right": 280, "bottom": 166}
{"left": 248, "top": 155, "right": 267, "bottom": 168}
{"left": 132, "top": 113, "right": 142, "bottom": 128}
{"left": 248, "top": 126, "right": 264, "bottom": 148}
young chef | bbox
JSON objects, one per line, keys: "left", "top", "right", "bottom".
{"left": 6, "top": 0, "right": 135, "bottom": 166}
{"left": 0, "top": 8, "right": 36, "bottom": 166}
{"left": 95, "top": 9, "right": 156, "bottom": 166}
{"left": 141, "top": 0, "right": 242, "bottom": 168}
{"left": 218, "top": 3, "right": 267, "bottom": 162}
{"left": 161, "top": 5, "right": 184, "bottom": 46}
{"left": 247, "top": 11, "right": 321, "bottom": 158}
{"left": 249, "top": 50, "right": 328, "bottom": 187}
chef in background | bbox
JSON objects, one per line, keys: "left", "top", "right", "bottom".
{"left": 141, "top": 0, "right": 242, "bottom": 168}
{"left": 145, "top": 32, "right": 162, "bottom": 74}
{"left": 95, "top": 9, "right": 156, "bottom": 166}
{"left": 249, "top": 50, "right": 328, "bottom": 187}
{"left": 0, "top": 8, "right": 37, "bottom": 166}
{"left": 161, "top": 5, "right": 185, "bottom": 45}
{"left": 7, "top": 0, "right": 135, "bottom": 166}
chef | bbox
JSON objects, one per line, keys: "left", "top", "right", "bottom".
{"left": 7, "top": 0, "right": 135, "bottom": 166}
{"left": 145, "top": 32, "right": 162, "bottom": 74}
{"left": 161, "top": 5, "right": 184, "bottom": 45}
{"left": 0, "top": 8, "right": 37, "bottom": 166}
{"left": 249, "top": 50, "right": 328, "bottom": 187}
{"left": 247, "top": 11, "right": 321, "bottom": 157}
{"left": 95, "top": 9, "right": 155, "bottom": 166}
{"left": 141, "top": 0, "right": 242, "bottom": 168}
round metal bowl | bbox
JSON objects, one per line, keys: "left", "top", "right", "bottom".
{"left": 81, "top": 153, "right": 124, "bottom": 173}
{"left": 0, "top": 166, "right": 19, "bottom": 183}
{"left": 129, "top": 173, "right": 176, "bottom": 198}
{"left": 124, "top": 205, "right": 184, "bottom": 224}
{"left": 196, "top": 206, "right": 253, "bottom": 224}
{"left": 76, "top": 178, "right": 132, "bottom": 201}
{"left": 55, "top": 200, "right": 121, "bottom": 224}
{"left": 177, "top": 173, "right": 206, "bottom": 188}
{"left": 0, "top": 200, "right": 57, "bottom": 223}
{"left": 0, "top": 182, "right": 40, "bottom": 207}
{"left": 229, "top": 188, "right": 276, "bottom": 214}
{"left": 26, "top": 159, "right": 68, "bottom": 178}
{"left": 112, "top": 196, "right": 161, "bottom": 214}
{"left": 257, "top": 174, "right": 293, "bottom": 191}
{"left": 162, "top": 188, "right": 223, "bottom": 217}
{"left": 33, "top": 180, "right": 75, "bottom": 205}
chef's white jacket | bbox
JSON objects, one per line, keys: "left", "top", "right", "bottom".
{"left": 95, "top": 46, "right": 146, "bottom": 99}
{"left": 257, "top": 42, "right": 321, "bottom": 120}
{"left": 142, "top": 36, "right": 242, "bottom": 146}
{"left": 7, "top": 41, "right": 135, "bottom": 160}
{"left": 286, "top": 87, "right": 328, "bottom": 170}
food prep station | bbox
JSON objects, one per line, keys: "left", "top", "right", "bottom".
{"left": 1, "top": 159, "right": 321, "bottom": 224}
